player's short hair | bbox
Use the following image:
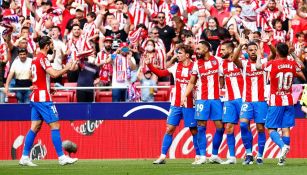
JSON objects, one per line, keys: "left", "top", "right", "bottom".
{"left": 221, "top": 40, "right": 235, "bottom": 50}
{"left": 38, "top": 36, "right": 52, "bottom": 49}
{"left": 177, "top": 44, "right": 194, "bottom": 58}
{"left": 247, "top": 41, "right": 258, "bottom": 48}
{"left": 276, "top": 42, "right": 289, "bottom": 57}
{"left": 296, "top": 32, "right": 304, "bottom": 38}
{"left": 199, "top": 40, "right": 211, "bottom": 50}
{"left": 235, "top": 5, "right": 242, "bottom": 9}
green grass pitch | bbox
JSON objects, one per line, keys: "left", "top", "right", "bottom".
{"left": 1, "top": 159, "right": 307, "bottom": 175}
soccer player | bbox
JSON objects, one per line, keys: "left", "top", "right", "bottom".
{"left": 256, "top": 42, "right": 305, "bottom": 166}
{"left": 182, "top": 41, "right": 224, "bottom": 164}
{"left": 232, "top": 36, "right": 276, "bottom": 164}
{"left": 219, "top": 41, "right": 244, "bottom": 164}
{"left": 19, "top": 36, "right": 78, "bottom": 166}
{"left": 145, "top": 44, "right": 200, "bottom": 164}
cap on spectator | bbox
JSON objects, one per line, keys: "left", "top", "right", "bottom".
{"left": 105, "top": 36, "right": 114, "bottom": 41}
{"left": 76, "top": 6, "right": 84, "bottom": 12}
{"left": 120, "top": 42, "right": 129, "bottom": 48}
{"left": 170, "top": 5, "right": 180, "bottom": 15}
{"left": 188, "top": 6, "right": 199, "bottom": 13}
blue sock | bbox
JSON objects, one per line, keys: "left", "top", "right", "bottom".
{"left": 240, "top": 122, "right": 252, "bottom": 154}
{"left": 197, "top": 126, "right": 207, "bottom": 156}
{"left": 282, "top": 136, "right": 290, "bottom": 146}
{"left": 161, "top": 134, "right": 173, "bottom": 155}
{"left": 270, "top": 131, "right": 284, "bottom": 149}
{"left": 22, "top": 130, "right": 37, "bottom": 156}
{"left": 258, "top": 132, "right": 266, "bottom": 157}
{"left": 212, "top": 128, "right": 224, "bottom": 155}
{"left": 227, "top": 133, "right": 236, "bottom": 157}
{"left": 192, "top": 134, "right": 200, "bottom": 155}
{"left": 51, "top": 129, "right": 64, "bottom": 157}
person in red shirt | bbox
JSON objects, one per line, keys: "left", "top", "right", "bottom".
{"left": 203, "top": 0, "right": 230, "bottom": 26}
{"left": 19, "top": 36, "right": 78, "bottom": 166}
{"left": 256, "top": 42, "right": 305, "bottom": 166}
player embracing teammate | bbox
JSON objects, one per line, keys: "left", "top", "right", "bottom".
{"left": 151, "top": 38, "right": 305, "bottom": 166}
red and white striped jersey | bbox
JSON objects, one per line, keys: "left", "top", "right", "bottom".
{"left": 263, "top": 59, "right": 300, "bottom": 106}
{"left": 294, "top": 42, "right": 305, "bottom": 56}
{"left": 141, "top": 38, "right": 166, "bottom": 69}
{"left": 30, "top": 52, "right": 52, "bottom": 102}
{"left": 167, "top": 61, "right": 194, "bottom": 108}
{"left": 220, "top": 59, "right": 244, "bottom": 101}
{"left": 273, "top": 29, "right": 287, "bottom": 44}
{"left": 242, "top": 60, "right": 266, "bottom": 102}
{"left": 114, "top": 11, "right": 128, "bottom": 26}
{"left": 158, "top": 2, "right": 172, "bottom": 24}
{"left": 96, "top": 50, "right": 112, "bottom": 83}
{"left": 129, "top": 1, "right": 158, "bottom": 28}
{"left": 193, "top": 23, "right": 207, "bottom": 44}
{"left": 83, "top": 22, "right": 98, "bottom": 40}
{"left": 140, "top": 51, "right": 163, "bottom": 73}
{"left": 192, "top": 56, "right": 220, "bottom": 100}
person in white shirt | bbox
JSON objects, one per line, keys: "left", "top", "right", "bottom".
{"left": 4, "top": 48, "right": 32, "bottom": 103}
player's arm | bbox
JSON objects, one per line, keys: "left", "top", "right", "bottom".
{"left": 290, "top": 52, "right": 305, "bottom": 70}
{"left": 144, "top": 56, "right": 170, "bottom": 77}
{"left": 181, "top": 75, "right": 197, "bottom": 107}
{"left": 46, "top": 61, "right": 74, "bottom": 78}
{"left": 267, "top": 40, "right": 276, "bottom": 61}
{"left": 233, "top": 35, "right": 247, "bottom": 69}
{"left": 256, "top": 52, "right": 263, "bottom": 70}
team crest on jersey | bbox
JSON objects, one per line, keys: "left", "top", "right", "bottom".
{"left": 212, "top": 60, "right": 217, "bottom": 65}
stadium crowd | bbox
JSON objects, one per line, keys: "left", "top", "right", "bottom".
{"left": 0, "top": 0, "right": 306, "bottom": 103}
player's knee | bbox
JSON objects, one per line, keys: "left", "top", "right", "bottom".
{"left": 256, "top": 124, "right": 265, "bottom": 133}
{"left": 49, "top": 122, "right": 60, "bottom": 130}
{"left": 197, "top": 120, "right": 206, "bottom": 127}
{"left": 240, "top": 122, "right": 249, "bottom": 131}
{"left": 166, "top": 126, "right": 176, "bottom": 134}
{"left": 31, "top": 124, "right": 42, "bottom": 133}
{"left": 189, "top": 127, "right": 198, "bottom": 135}
{"left": 225, "top": 124, "right": 234, "bottom": 134}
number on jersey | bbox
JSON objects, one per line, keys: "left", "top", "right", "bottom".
{"left": 276, "top": 72, "right": 293, "bottom": 90}
{"left": 31, "top": 64, "right": 37, "bottom": 82}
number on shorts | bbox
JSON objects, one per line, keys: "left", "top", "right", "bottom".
{"left": 241, "top": 104, "right": 248, "bottom": 112}
{"left": 196, "top": 103, "right": 204, "bottom": 112}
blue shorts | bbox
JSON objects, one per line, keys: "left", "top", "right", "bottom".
{"left": 167, "top": 106, "right": 197, "bottom": 127}
{"left": 222, "top": 98, "right": 242, "bottom": 124}
{"left": 240, "top": 102, "right": 268, "bottom": 123}
{"left": 265, "top": 106, "right": 295, "bottom": 129}
{"left": 30, "top": 102, "right": 59, "bottom": 124}
{"left": 194, "top": 99, "right": 222, "bottom": 121}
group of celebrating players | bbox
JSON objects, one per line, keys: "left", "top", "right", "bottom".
{"left": 148, "top": 35, "right": 305, "bottom": 166}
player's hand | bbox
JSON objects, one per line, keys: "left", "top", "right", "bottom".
{"left": 122, "top": 4, "right": 128, "bottom": 13}
{"left": 180, "top": 96, "right": 187, "bottom": 107}
{"left": 239, "top": 33, "right": 248, "bottom": 46}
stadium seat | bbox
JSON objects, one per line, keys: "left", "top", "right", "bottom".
{"left": 52, "top": 91, "right": 74, "bottom": 103}
{"left": 95, "top": 91, "right": 112, "bottom": 102}
{"left": 7, "top": 93, "right": 18, "bottom": 103}
{"left": 157, "top": 82, "right": 171, "bottom": 100}
{"left": 63, "top": 83, "right": 78, "bottom": 102}
{"left": 154, "top": 91, "right": 168, "bottom": 102}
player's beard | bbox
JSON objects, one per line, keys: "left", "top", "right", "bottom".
{"left": 47, "top": 48, "right": 54, "bottom": 55}
{"left": 196, "top": 53, "right": 205, "bottom": 59}
{"left": 221, "top": 53, "right": 230, "bottom": 59}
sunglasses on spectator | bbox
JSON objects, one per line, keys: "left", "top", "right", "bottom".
{"left": 158, "top": 16, "right": 165, "bottom": 19}
{"left": 152, "top": 32, "right": 159, "bottom": 35}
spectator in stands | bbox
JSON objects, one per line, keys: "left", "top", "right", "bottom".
{"left": 9, "top": 37, "right": 33, "bottom": 62}
{"left": 66, "top": 24, "right": 82, "bottom": 82}
{"left": 233, "top": 0, "right": 259, "bottom": 32}
{"left": 203, "top": 0, "right": 230, "bottom": 27}
{"left": 96, "top": 36, "right": 114, "bottom": 86}
{"left": 0, "top": 32, "right": 9, "bottom": 103}
{"left": 65, "top": 5, "right": 87, "bottom": 34}
{"left": 109, "top": 42, "right": 137, "bottom": 102}
{"left": 4, "top": 48, "right": 32, "bottom": 103}
{"left": 99, "top": 18, "right": 130, "bottom": 51}
{"left": 138, "top": 70, "right": 157, "bottom": 102}
{"left": 200, "top": 17, "right": 223, "bottom": 55}
{"left": 48, "top": 26, "right": 67, "bottom": 84}
{"left": 156, "top": 12, "right": 176, "bottom": 53}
